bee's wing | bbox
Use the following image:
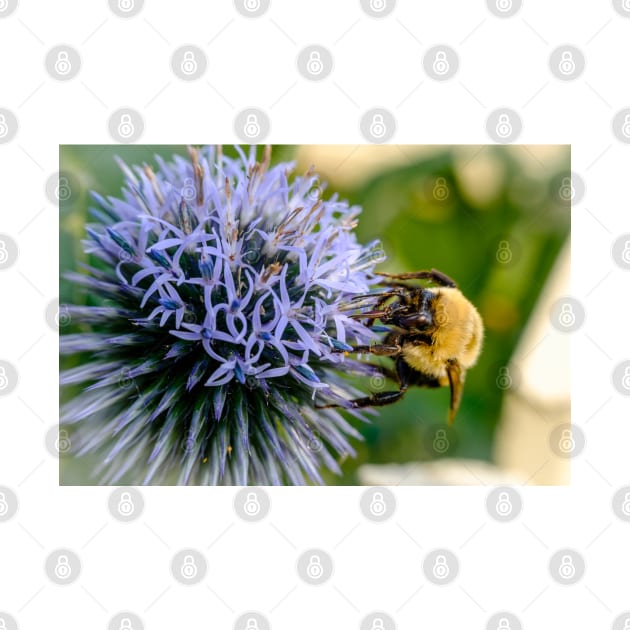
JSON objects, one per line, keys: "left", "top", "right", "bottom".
{"left": 445, "top": 359, "right": 464, "bottom": 425}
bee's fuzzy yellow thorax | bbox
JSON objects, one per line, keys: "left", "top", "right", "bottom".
{"left": 430, "top": 287, "right": 483, "bottom": 367}
{"left": 401, "top": 287, "right": 484, "bottom": 377}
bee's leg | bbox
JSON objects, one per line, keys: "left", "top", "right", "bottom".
{"left": 377, "top": 269, "right": 457, "bottom": 288}
{"left": 345, "top": 343, "right": 401, "bottom": 356}
{"left": 342, "top": 388, "right": 408, "bottom": 408}
{"left": 348, "top": 291, "right": 403, "bottom": 326}
{"left": 316, "top": 356, "right": 410, "bottom": 410}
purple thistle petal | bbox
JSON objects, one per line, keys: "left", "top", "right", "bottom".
{"left": 61, "top": 145, "right": 386, "bottom": 486}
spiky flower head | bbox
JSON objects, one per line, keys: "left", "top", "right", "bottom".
{"left": 61, "top": 145, "right": 385, "bottom": 485}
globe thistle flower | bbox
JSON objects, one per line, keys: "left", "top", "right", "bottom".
{"left": 61, "top": 145, "right": 386, "bottom": 485}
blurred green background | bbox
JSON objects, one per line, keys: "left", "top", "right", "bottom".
{"left": 60, "top": 144, "right": 570, "bottom": 485}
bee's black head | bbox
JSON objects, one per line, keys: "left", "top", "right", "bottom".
{"left": 397, "top": 289, "right": 435, "bottom": 331}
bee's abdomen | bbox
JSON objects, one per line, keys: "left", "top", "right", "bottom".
{"left": 401, "top": 343, "right": 446, "bottom": 380}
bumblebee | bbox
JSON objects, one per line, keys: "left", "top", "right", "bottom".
{"left": 324, "top": 269, "right": 484, "bottom": 424}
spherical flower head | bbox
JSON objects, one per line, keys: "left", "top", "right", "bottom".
{"left": 61, "top": 145, "right": 385, "bottom": 485}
